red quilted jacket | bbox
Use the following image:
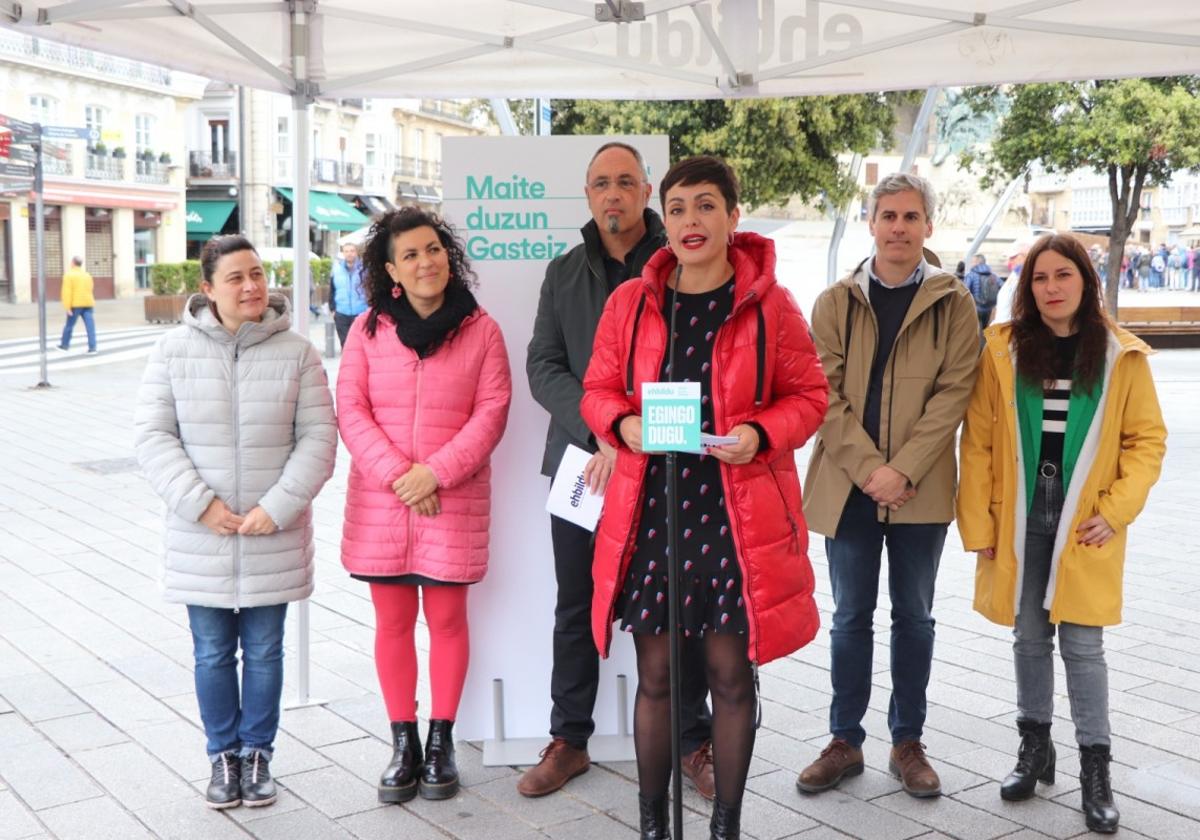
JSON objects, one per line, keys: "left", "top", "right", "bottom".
{"left": 581, "top": 232, "right": 829, "bottom": 665}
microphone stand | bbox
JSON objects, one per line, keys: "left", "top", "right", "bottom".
{"left": 665, "top": 264, "right": 684, "bottom": 840}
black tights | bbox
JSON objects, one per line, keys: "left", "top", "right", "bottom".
{"left": 633, "top": 632, "right": 756, "bottom": 807}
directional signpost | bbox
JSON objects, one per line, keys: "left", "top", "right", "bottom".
{"left": 0, "top": 115, "right": 92, "bottom": 387}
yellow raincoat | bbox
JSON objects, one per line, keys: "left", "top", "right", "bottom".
{"left": 956, "top": 323, "right": 1166, "bottom": 627}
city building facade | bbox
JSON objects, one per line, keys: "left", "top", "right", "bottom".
{"left": 184, "top": 91, "right": 487, "bottom": 258}
{"left": 0, "top": 30, "right": 204, "bottom": 303}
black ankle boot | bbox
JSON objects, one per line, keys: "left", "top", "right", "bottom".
{"left": 379, "top": 721, "right": 422, "bottom": 803}
{"left": 637, "top": 793, "right": 669, "bottom": 840}
{"left": 419, "top": 719, "right": 459, "bottom": 800}
{"left": 1080, "top": 744, "right": 1119, "bottom": 833}
{"left": 710, "top": 799, "right": 741, "bottom": 840}
{"left": 1000, "top": 719, "right": 1055, "bottom": 801}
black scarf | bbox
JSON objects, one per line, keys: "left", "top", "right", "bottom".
{"left": 391, "top": 284, "right": 478, "bottom": 358}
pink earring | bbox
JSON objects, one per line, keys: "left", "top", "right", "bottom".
{"left": 728, "top": 232, "right": 735, "bottom": 246}
{"left": 391, "top": 284, "right": 402, "bottom": 299}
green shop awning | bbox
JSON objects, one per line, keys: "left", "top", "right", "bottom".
{"left": 185, "top": 200, "right": 236, "bottom": 237}
{"left": 275, "top": 187, "right": 369, "bottom": 232}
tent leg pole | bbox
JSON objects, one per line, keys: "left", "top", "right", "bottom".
{"left": 901, "top": 86, "right": 940, "bottom": 174}
{"left": 964, "top": 173, "right": 1027, "bottom": 264}
{"left": 827, "top": 154, "right": 862, "bottom": 286}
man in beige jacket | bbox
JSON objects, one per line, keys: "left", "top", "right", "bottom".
{"left": 797, "top": 173, "right": 978, "bottom": 799}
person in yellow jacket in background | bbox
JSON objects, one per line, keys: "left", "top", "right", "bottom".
{"left": 58, "top": 256, "right": 97, "bottom": 353}
{"left": 956, "top": 234, "right": 1166, "bottom": 836}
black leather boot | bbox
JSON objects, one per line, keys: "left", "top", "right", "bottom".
{"left": 379, "top": 721, "right": 422, "bottom": 803}
{"left": 710, "top": 798, "right": 741, "bottom": 840}
{"left": 1079, "top": 744, "right": 1119, "bottom": 833}
{"left": 1000, "top": 719, "right": 1055, "bottom": 801}
{"left": 205, "top": 751, "right": 241, "bottom": 809}
{"left": 419, "top": 719, "right": 459, "bottom": 800}
{"left": 637, "top": 793, "right": 669, "bottom": 840}
{"left": 240, "top": 749, "right": 276, "bottom": 807}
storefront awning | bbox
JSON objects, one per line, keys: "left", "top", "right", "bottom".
{"left": 396, "top": 181, "right": 420, "bottom": 201}
{"left": 415, "top": 184, "right": 441, "bottom": 203}
{"left": 362, "top": 195, "right": 393, "bottom": 215}
{"left": 186, "top": 199, "right": 236, "bottom": 237}
{"left": 275, "top": 187, "right": 369, "bottom": 232}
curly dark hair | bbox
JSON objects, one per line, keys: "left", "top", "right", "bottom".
{"left": 361, "top": 206, "right": 476, "bottom": 338}
{"left": 1012, "top": 233, "right": 1112, "bottom": 394}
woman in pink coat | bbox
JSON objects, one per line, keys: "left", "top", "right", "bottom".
{"left": 337, "top": 207, "right": 511, "bottom": 804}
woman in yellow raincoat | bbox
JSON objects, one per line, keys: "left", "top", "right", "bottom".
{"left": 956, "top": 234, "right": 1165, "bottom": 835}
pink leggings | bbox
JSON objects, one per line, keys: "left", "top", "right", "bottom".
{"left": 369, "top": 583, "right": 469, "bottom": 723}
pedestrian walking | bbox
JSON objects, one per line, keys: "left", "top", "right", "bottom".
{"left": 965, "top": 253, "right": 999, "bottom": 331}
{"left": 957, "top": 233, "right": 1166, "bottom": 835}
{"left": 135, "top": 235, "right": 337, "bottom": 810}
{"left": 337, "top": 207, "right": 512, "bottom": 804}
{"left": 582, "top": 155, "right": 829, "bottom": 840}
{"left": 330, "top": 241, "right": 368, "bottom": 347}
{"left": 797, "top": 172, "right": 979, "bottom": 800}
{"left": 58, "top": 256, "right": 97, "bottom": 353}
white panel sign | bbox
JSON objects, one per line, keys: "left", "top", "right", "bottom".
{"left": 442, "top": 135, "right": 670, "bottom": 757}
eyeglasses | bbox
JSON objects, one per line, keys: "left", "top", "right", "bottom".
{"left": 588, "top": 176, "right": 642, "bottom": 193}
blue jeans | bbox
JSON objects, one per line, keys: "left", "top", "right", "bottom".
{"left": 187, "top": 604, "right": 288, "bottom": 759}
{"left": 60, "top": 307, "right": 96, "bottom": 351}
{"left": 826, "top": 489, "right": 947, "bottom": 747}
{"left": 1014, "top": 469, "right": 1110, "bottom": 746}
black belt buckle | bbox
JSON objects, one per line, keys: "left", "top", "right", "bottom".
{"left": 1039, "top": 461, "right": 1058, "bottom": 479}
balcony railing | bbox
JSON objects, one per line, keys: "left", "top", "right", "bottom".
{"left": 313, "top": 158, "right": 340, "bottom": 184}
{"left": 42, "top": 143, "right": 72, "bottom": 177}
{"left": 0, "top": 29, "right": 172, "bottom": 87}
{"left": 394, "top": 156, "right": 440, "bottom": 180}
{"left": 419, "top": 99, "right": 471, "bottom": 123}
{"left": 189, "top": 150, "right": 237, "bottom": 179}
{"left": 135, "top": 159, "right": 169, "bottom": 185}
{"left": 310, "top": 158, "right": 368, "bottom": 187}
{"left": 86, "top": 154, "right": 124, "bottom": 181}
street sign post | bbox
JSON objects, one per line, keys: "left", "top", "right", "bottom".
{"left": 0, "top": 115, "right": 90, "bottom": 387}
{"left": 41, "top": 125, "right": 97, "bottom": 142}
{"left": 0, "top": 161, "right": 33, "bottom": 178}
{"left": 0, "top": 144, "right": 37, "bottom": 165}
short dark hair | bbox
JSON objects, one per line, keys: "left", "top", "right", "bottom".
{"left": 587, "top": 142, "right": 646, "bottom": 180}
{"left": 659, "top": 155, "right": 739, "bottom": 212}
{"left": 71, "top": 256, "right": 83, "bottom": 267}
{"left": 200, "top": 235, "right": 257, "bottom": 284}
{"left": 361, "top": 206, "right": 475, "bottom": 338}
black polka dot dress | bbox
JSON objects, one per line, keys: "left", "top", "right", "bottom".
{"left": 615, "top": 278, "right": 748, "bottom": 638}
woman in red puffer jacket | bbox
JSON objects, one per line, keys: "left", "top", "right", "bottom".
{"left": 581, "top": 156, "right": 828, "bottom": 840}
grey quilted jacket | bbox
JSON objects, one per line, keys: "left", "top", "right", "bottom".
{"left": 135, "top": 293, "right": 337, "bottom": 609}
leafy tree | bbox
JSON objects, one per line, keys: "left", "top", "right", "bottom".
{"left": 960, "top": 78, "right": 1200, "bottom": 315}
{"left": 551, "top": 95, "right": 901, "bottom": 209}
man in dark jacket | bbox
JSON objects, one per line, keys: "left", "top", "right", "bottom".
{"left": 520, "top": 142, "right": 714, "bottom": 799}
{"left": 964, "top": 253, "right": 998, "bottom": 331}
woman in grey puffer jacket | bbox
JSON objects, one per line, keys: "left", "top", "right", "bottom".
{"left": 135, "top": 235, "right": 336, "bottom": 810}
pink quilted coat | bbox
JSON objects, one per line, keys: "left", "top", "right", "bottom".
{"left": 337, "top": 309, "right": 512, "bottom": 582}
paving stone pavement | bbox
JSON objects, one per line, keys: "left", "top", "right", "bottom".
{"left": 0, "top": 344, "right": 1196, "bottom": 840}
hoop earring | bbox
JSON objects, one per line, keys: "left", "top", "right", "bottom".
{"left": 391, "top": 283, "right": 403, "bottom": 299}
{"left": 728, "top": 232, "right": 735, "bottom": 246}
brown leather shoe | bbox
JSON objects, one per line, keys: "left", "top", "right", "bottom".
{"left": 681, "top": 741, "right": 715, "bottom": 800}
{"left": 516, "top": 738, "right": 590, "bottom": 797}
{"left": 889, "top": 740, "right": 941, "bottom": 798}
{"left": 795, "top": 738, "right": 864, "bottom": 793}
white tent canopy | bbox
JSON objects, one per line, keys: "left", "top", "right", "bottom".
{"left": 2, "top": 1, "right": 1199, "bottom": 101}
